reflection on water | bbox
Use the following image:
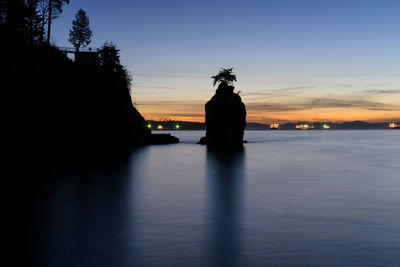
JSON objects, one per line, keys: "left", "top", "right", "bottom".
{"left": 206, "top": 148, "right": 245, "bottom": 267}
{"left": 30, "top": 155, "right": 135, "bottom": 267}
{"left": 22, "top": 131, "right": 400, "bottom": 266}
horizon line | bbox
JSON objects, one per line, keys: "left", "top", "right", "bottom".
{"left": 145, "top": 119, "right": 400, "bottom": 124}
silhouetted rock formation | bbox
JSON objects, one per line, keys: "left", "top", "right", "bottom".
{"left": 2, "top": 34, "right": 177, "bottom": 155}
{"left": 199, "top": 82, "right": 246, "bottom": 146}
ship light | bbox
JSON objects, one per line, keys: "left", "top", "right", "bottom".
{"left": 270, "top": 123, "right": 279, "bottom": 128}
{"left": 296, "top": 124, "right": 310, "bottom": 129}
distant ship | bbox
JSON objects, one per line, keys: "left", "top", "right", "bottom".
{"left": 389, "top": 123, "right": 400, "bottom": 129}
{"left": 295, "top": 123, "right": 314, "bottom": 130}
{"left": 270, "top": 123, "right": 280, "bottom": 130}
{"left": 322, "top": 124, "right": 331, "bottom": 129}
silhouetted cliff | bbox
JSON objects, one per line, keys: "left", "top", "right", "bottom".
{"left": 199, "top": 82, "right": 246, "bottom": 146}
{"left": 2, "top": 36, "right": 150, "bottom": 154}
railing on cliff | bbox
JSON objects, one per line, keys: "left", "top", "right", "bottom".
{"left": 57, "top": 46, "right": 99, "bottom": 53}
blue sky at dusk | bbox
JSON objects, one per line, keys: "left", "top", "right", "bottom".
{"left": 52, "top": 0, "right": 400, "bottom": 122}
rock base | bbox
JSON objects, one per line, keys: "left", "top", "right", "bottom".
{"left": 149, "top": 134, "right": 179, "bottom": 145}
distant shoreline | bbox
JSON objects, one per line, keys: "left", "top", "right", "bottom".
{"left": 152, "top": 129, "right": 398, "bottom": 131}
{"left": 147, "top": 120, "right": 399, "bottom": 131}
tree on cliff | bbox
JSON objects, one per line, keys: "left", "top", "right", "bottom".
{"left": 0, "top": 0, "right": 69, "bottom": 44}
{"left": 211, "top": 68, "right": 237, "bottom": 87}
{"left": 0, "top": 0, "right": 39, "bottom": 39}
{"left": 0, "top": 0, "right": 5, "bottom": 25}
{"left": 98, "top": 41, "right": 131, "bottom": 87}
{"left": 0, "top": 0, "right": 25, "bottom": 33}
{"left": 41, "top": 0, "right": 69, "bottom": 44}
{"left": 68, "top": 8, "right": 92, "bottom": 51}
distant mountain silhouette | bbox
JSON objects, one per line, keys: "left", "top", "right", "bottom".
{"left": 279, "top": 121, "right": 392, "bottom": 130}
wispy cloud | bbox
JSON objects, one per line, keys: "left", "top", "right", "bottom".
{"left": 164, "top": 112, "right": 204, "bottom": 118}
{"left": 136, "top": 85, "right": 400, "bottom": 122}
{"left": 137, "top": 100, "right": 203, "bottom": 107}
{"left": 280, "top": 86, "right": 314, "bottom": 91}
{"left": 364, "top": 89, "right": 400, "bottom": 95}
{"left": 247, "top": 97, "right": 400, "bottom": 112}
{"left": 242, "top": 86, "right": 313, "bottom": 98}
{"left": 135, "top": 85, "right": 180, "bottom": 90}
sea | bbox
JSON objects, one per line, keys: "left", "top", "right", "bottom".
{"left": 27, "top": 130, "right": 400, "bottom": 266}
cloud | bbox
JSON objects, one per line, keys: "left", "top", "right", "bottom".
{"left": 364, "top": 89, "right": 400, "bottom": 95}
{"left": 136, "top": 100, "right": 202, "bottom": 107}
{"left": 246, "top": 97, "right": 400, "bottom": 112}
{"left": 135, "top": 85, "right": 180, "bottom": 90}
{"left": 136, "top": 87, "right": 400, "bottom": 121}
{"left": 310, "top": 98, "right": 395, "bottom": 109}
{"left": 242, "top": 86, "right": 313, "bottom": 98}
{"left": 163, "top": 113, "right": 204, "bottom": 118}
{"left": 279, "top": 86, "right": 314, "bottom": 91}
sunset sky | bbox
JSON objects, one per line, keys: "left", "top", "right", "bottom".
{"left": 52, "top": 0, "right": 400, "bottom": 123}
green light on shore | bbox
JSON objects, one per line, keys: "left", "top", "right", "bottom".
{"left": 175, "top": 124, "right": 180, "bottom": 129}
{"left": 147, "top": 124, "right": 152, "bottom": 129}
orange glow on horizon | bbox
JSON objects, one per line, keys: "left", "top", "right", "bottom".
{"left": 133, "top": 83, "right": 400, "bottom": 124}
{"left": 139, "top": 107, "right": 400, "bottom": 124}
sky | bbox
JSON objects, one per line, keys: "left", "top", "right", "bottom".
{"left": 52, "top": 0, "right": 400, "bottom": 123}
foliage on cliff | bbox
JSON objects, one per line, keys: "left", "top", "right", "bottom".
{"left": 69, "top": 8, "right": 92, "bottom": 51}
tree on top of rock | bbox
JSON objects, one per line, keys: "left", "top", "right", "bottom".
{"left": 68, "top": 8, "right": 92, "bottom": 51}
{"left": 211, "top": 68, "right": 237, "bottom": 87}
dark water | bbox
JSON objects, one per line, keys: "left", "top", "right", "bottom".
{"left": 26, "top": 130, "right": 400, "bottom": 266}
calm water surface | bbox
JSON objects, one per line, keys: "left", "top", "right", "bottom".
{"left": 29, "top": 130, "right": 400, "bottom": 266}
